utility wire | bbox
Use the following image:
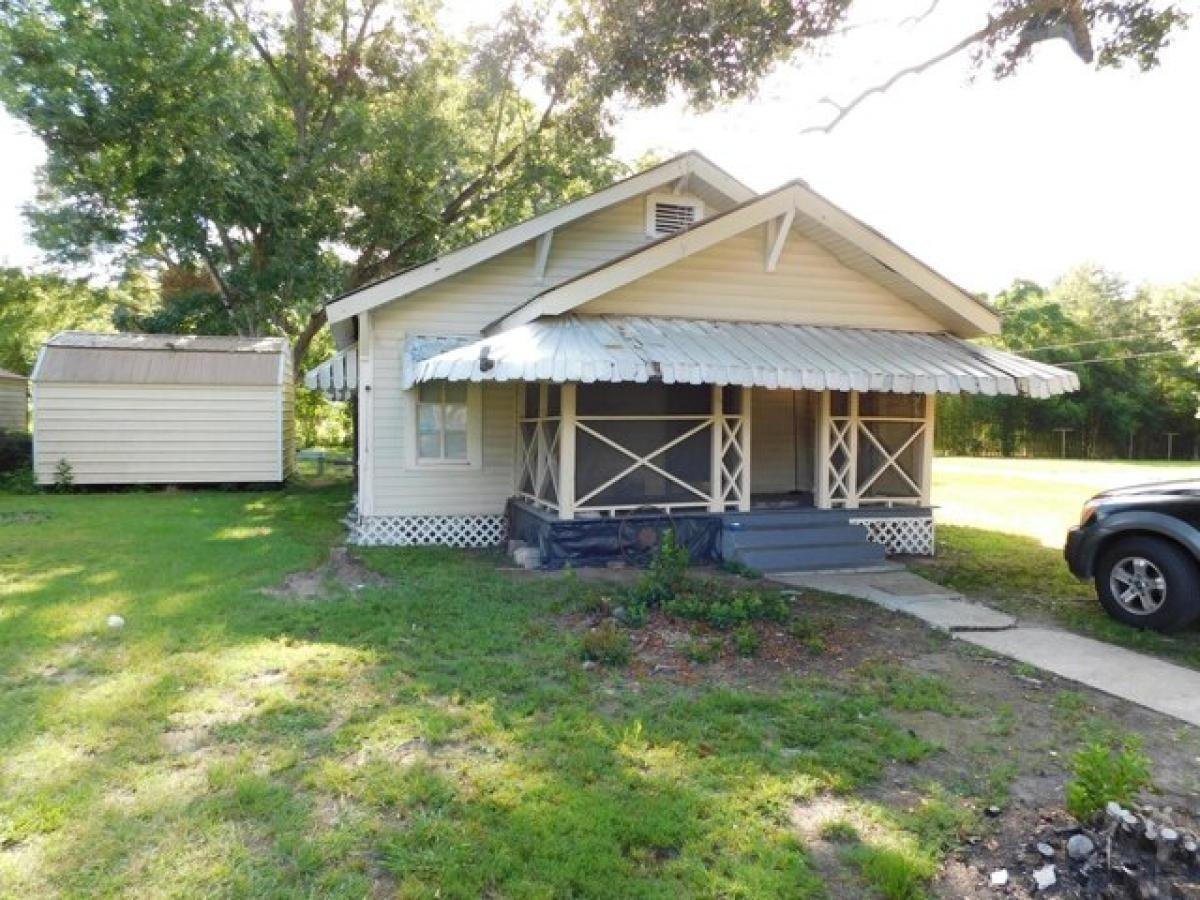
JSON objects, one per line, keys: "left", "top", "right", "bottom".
{"left": 1018, "top": 323, "right": 1200, "bottom": 354}
{"left": 1054, "top": 348, "right": 1193, "bottom": 367}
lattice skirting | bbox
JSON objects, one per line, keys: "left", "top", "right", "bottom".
{"left": 350, "top": 514, "right": 507, "bottom": 548}
{"left": 850, "top": 516, "right": 935, "bottom": 556}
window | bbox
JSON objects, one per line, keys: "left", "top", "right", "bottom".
{"left": 645, "top": 193, "right": 704, "bottom": 237}
{"left": 416, "top": 381, "right": 469, "bottom": 462}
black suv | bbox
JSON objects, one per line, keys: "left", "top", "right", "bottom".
{"left": 1065, "top": 480, "right": 1200, "bottom": 630}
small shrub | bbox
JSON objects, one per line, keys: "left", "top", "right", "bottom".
{"left": 53, "top": 458, "right": 74, "bottom": 492}
{"left": 579, "top": 621, "right": 632, "bottom": 666}
{"left": 683, "top": 636, "right": 723, "bottom": 664}
{"left": 665, "top": 583, "right": 789, "bottom": 629}
{"left": 1065, "top": 735, "right": 1152, "bottom": 821}
{"left": 819, "top": 818, "right": 859, "bottom": 843}
{"left": 0, "top": 430, "right": 32, "bottom": 474}
{"left": 630, "top": 529, "right": 689, "bottom": 607}
{"left": 788, "top": 616, "right": 832, "bottom": 654}
{"left": 732, "top": 625, "right": 760, "bottom": 657}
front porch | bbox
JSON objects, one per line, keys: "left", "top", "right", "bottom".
{"left": 515, "top": 381, "right": 936, "bottom": 516}
{"left": 509, "top": 379, "right": 937, "bottom": 569}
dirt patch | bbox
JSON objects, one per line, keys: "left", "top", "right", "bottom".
{"left": 261, "top": 546, "right": 388, "bottom": 600}
{"left": 554, "top": 569, "right": 1200, "bottom": 896}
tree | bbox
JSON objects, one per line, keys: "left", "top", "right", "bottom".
{"left": 0, "top": 267, "right": 135, "bottom": 374}
{"left": 0, "top": 0, "right": 1188, "bottom": 374}
{"left": 569, "top": 0, "right": 1188, "bottom": 130}
{"left": 0, "top": 0, "right": 622, "bottom": 370}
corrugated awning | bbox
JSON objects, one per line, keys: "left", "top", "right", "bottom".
{"left": 411, "top": 316, "right": 1079, "bottom": 398}
{"left": 304, "top": 344, "right": 357, "bottom": 399}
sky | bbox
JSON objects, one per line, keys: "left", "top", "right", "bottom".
{"left": 1, "top": 0, "right": 1197, "bottom": 296}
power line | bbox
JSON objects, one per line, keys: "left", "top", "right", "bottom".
{"left": 1018, "top": 323, "right": 1200, "bottom": 354}
{"left": 1055, "top": 348, "right": 1194, "bottom": 368}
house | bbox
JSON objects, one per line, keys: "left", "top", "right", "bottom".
{"left": 305, "top": 152, "right": 1077, "bottom": 571}
{"left": 0, "top": 368, "right": 27, "bottom": 433}
{"left": 32, "top": 332, "right": 294, "bottom": 486}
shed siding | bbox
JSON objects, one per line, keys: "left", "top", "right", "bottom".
{"left": 370, "top": 315, "right": 516, "bottom": 515}
{"left": 578, "top": 225, "right": 945, "bottom": 331}
{"left": 0, "top": 380, "right": 26, "bottom": 432}
{"left": 279, "top": 352, "right": 296, "bottom": 478}
{"left": 374, "top": 196, "right": 674, "bottom": 336}
{"left": 33, "top": 383, "right": 284, "bottom": 484}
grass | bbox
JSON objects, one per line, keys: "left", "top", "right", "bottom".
{"left": 915, "top": 457, "right": 1200, "bottom": 670}
{"left": 0, "top": 479, "right": 992, "bottom": 898}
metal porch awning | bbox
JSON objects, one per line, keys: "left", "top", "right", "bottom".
{"left": 409, "top": 315, "right": 1079, "bottom": 398}
{"left": 304, "top": 343, "right": 357, "bottom": 399}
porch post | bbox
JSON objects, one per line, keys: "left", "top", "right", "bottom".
{"left": 847, "top": 391, "right": 860, "bottom": 509}
{"left": 920, "top": 393, "right": 935, "bottom": 507}
{"left": 738, "top": 386, "right": 752, "bottom": 512}
{"left": 709, "top": 384, "right": 723, "bottom": 512}
{"left": 815, "top": 391, "right": 831, "bottom": 508}
{"left": 558, "top": 383, "right": 576, "bottom": 520}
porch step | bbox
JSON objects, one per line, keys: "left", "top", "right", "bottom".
{"left": 723, "top": 523, "right": 871, "bottom": 551}
{"left": 721, "top": 511, "right": 887, "bottom": 573}
{"left": 732, "top": 541, "right": 887, "bottom": 573}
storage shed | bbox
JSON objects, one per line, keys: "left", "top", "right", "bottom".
{"left": 0, "top": 368, "right": 27, "bottom": 433}
{"left": 31, "top": 332, "right": 294, "bottom": 485}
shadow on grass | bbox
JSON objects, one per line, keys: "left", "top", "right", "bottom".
{"left": 913, "top": 523, "right": 1200, "bottom": 670}
{"left": 0, "top": 485, "right": 964, "bottom": 896}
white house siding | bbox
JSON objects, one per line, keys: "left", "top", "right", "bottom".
{"left": 371, "top": 195, "right": 718, "bottom": 336}
{"left": 577, "top": 225, "right": 946, "bottom": 332}
{"left": 751, "top": 389, "right": 814, "bottom": 494}
{"left": 0, "top": 379, "right": 26, "bottom": 432}
{"left": 33, "top": 384, "right": 284, "bottom": 485}
{"left": 368, "top": 309, "right": 517, "bottom": 516}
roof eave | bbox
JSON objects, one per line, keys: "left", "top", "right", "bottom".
{"left": 325, "top": 151, "right": 755, "bottom": 325}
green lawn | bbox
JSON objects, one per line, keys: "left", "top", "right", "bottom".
{"left": 0, "top": 481, "right": 998, "bottom": 898}
{"left": 916, "top": 457, "right": 1200, "bottom": 668}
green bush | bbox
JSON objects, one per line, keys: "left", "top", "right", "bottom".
{"left": 732, "top": 625, "right": 760, "bottom": 657}
{"left": 629, "top": 528, "right": 690, "bottom": 608}
{"left": 683, "top": 636, "right": 723, "bottom": 664}
{"left": 0, "top": 430, "right": 31, "bottom": 474}
{"left": 1066, "top": 735, "right": 1152, "bottom": 821}
{"left": 579, "top": 621, "right": 632, "bottom": 666}
{"left": 664, "top": 581, "right": 789, "bottom": 629}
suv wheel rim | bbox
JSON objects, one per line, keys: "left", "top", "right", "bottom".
{"left": 1109, "top": 556, "right": 1168, "bottom": 616}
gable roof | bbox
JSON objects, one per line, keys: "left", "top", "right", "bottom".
{"left": 32, "top": 332, "right": 290, "bottom": 387}
{"left": 489, "top": 181, "right": 1000, "bottom": 338}
{"left": 324, "top": 151, "right": 755, "bottom": 325}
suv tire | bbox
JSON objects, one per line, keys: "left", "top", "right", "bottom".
{"left": 1095, "top": 535, "right": 1200, "bottom": 631}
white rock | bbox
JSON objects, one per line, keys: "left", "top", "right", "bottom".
{"left": 1036, "top": 841, "right": 1055, "bottom": 859}
{"left": 513, "top": 546, "right": 542, "bottom": 569}
{"left": 1032, "top": 865, "right": 1056, "bottom": 891}
{"left": 1106, "top": 801, "right": 1125, "bottom": 819}
{"left": 1067, "top": 833, "right": 1095, "bottom": 860}
{"left": 106, "top": 614, "right": 125, "bottom": 629}
{"left": 989, "top": 868, "right": 1009, "bottom": 887}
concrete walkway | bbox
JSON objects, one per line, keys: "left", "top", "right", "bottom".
{"left": 774, "top": 569, "right": 1200, "bottom": 728}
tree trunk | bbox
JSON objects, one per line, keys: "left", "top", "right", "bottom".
{"left": 292, "top": 306, "right": 328, "bottom": 381}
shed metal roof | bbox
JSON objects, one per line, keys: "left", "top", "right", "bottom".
{"left": 409, "top": 315, "right": 1079, "bottom": 398}
{"left": 34, "top": 332, "right": 289, "bottom": 386}
{"left": 0, "top": 367, "right": 24, "bottom": 381}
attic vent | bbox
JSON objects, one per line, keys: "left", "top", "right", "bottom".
{"left": 646, "top": 193, "right": 704, "bottom": 237}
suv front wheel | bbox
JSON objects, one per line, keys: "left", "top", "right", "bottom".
{"left": 1095, "top": 536, "right": 1200, "bottom": 631}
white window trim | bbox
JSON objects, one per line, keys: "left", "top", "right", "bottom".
{"left": 644, "top": 192, "right": 705, "bottom": 238}
{"left": 406, "top": 382, "right": 483, "bottom": 470}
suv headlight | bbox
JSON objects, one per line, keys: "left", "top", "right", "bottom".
{"left": 1079, "top": 499, "right": 1103, "bottom": 527}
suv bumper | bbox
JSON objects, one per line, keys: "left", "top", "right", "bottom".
{"left": 1064, "top": 526, "right": 1092, "bottom": 579}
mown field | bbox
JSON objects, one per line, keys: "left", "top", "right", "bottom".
{"left": 917, "top": 457, "right": 1200, "bottom": 668}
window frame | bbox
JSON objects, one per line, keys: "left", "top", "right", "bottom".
{"left": 407, "top": 381, "right": 483, "bottom": 470}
